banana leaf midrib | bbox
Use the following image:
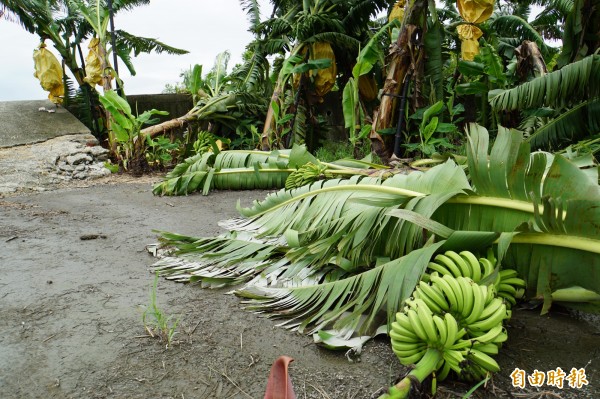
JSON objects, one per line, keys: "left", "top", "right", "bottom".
{"left": 508, "top": 233, "right": 600, "bottom": 254}
{"left": 212, "top": 168, "right": 365, "bottom": 176}
{"left": 214, "top": 168, "right": 294, "bottom": 175}
{"left": 244, "top": 184, "right": 540, "bottom": 218}
{"left": 212, "top": 150, "right": 386, "bottom": 171}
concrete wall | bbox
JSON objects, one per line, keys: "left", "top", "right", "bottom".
{"left": 127, "top": 94, "right": 193, "bottom": 123}
{"left": 127, "top": 93, "right": 194, "bottom": 138}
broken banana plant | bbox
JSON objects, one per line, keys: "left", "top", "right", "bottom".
{"left": 152, "top": 144, "right": 389, "bottom": 196}
{"left": 152, "top": 123, "right": 600, "bottom": 350}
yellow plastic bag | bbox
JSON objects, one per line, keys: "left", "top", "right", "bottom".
{"left": 292, "top": 43, "right": 337, "bottom": 97}
{"left": 292, "top": 46, "right": 309, "bottom": 90}
{"left": 359, "top": 74, "right": 378, "bottom": 101}
{"left": 457, "top": 24, "right": 484, "bottom": 61}
{"left": 457, "top": 0, "right": 494, "bottom": 23}
{"left": 456, "top": 0, "right": 494, "bottom": 60}
{"left": 33, "top": 43, "right": 64, "bottom": 104}
{"left": 388, "top": 0, "right": 406, "bottom": 24}
{"left": 311, "top": 42, "right": 337, "bottom": 97}
{"left": 84, "top": 38, "right": 110, "bottom": 87}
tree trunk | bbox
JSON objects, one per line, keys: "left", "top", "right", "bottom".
{"left": 140, "top": 114, "right": 196, "bottom": 137}
{"left": 370, "top": 0, "right": 427, "bottom": 164}
{"left": 260, "top": 78, "right": 285, "bottom": 150}
{"left": 97, "top": 40, "right": 118, "bottom": 155}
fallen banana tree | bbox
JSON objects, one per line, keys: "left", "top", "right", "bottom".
{"left": 151, "top": 123, "right": 600, "bottom": 351}
{"left": 152, "top": 144, "right": 390, "bottom": 196}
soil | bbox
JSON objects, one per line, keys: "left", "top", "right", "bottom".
{"left": 1, "top": 176, "right": 599, "bottom": 399}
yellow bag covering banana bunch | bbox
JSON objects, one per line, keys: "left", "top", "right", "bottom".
{"left": 33, "top": 43, "right": 64, "bottom": 104}
{"left": 292, "top": 46, "right": 309, "bottom": 90}
{"left": 457, "top": 24, "right": 484, "bottom": 61}
{"left": 310, "top": 42, "right": 337, "bottom": 97}
{"left": 292, "top": 43, "right": 337, "bottom": 98}
{"left": 456, "top": 0, "right": 495, "bottom": 60}
{"left": 457, "top": 0, "right": 494, "bottom": 23}
{"left": 84, "top": 38, "right": 111, "bottom": 86}
{"left": 358, "top": 74, "right": 378, "bottom": 101}
{"left": 388, "top": 0, "right": 406, "bottom": 24}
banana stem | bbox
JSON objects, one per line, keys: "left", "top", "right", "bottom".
{"left": 379, "top": 348, "right": 442, "bottom": 399}
{"left": 327, "top": 169, "right": 371, "bottom": 176}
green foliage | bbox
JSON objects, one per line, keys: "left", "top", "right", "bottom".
{"left": 314, "top": 140, "right": 376, "bottom": 163}
{"left": 270, "top": 100, "right": 294, "bottom": 148}
{"left": 489, "top": 55, "right": 600, "bottom": 111}
{"left": 142, "top": 273, "right": 180, "bottom": 348}
{"left": 490, "top": 55, "right": 600, "bottom": 150}
{"left": 99, "top": 90, "right": 168, "bottom": 170}
{"left": 404, "top": 102, "right": 457, "bottom": 157}
{"left": 343, "top": 20, "right": 396, "bottom": 152}
{"left": 145, "top": 135, "right": 181, "bottom": 168}
{"left": 152, "top": 147, "right": 294, "bottom": 196}
{"left": 152, "top": 142, "right": 385, "bottom": 196}
{"left": 153, "top": 124, "right": 600, "bottom": 349}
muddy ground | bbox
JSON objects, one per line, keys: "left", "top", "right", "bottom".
{"left": 1, "top": 177, "right": 598, "bottom": 399}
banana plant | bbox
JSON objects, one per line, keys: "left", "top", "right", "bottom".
{"left": 99, "top": 89, "right": 167, "bottom": 171}
{"left": 152, "top": 123, "right": 599, "bottom": 349}
{"left": 68, "top": 0, "right": 187, "bottom": 86}
{"left": 342, "top": 20, "right": 394, "bottom": 154}
{"left": 489, "top": 54, "right": 600, "bottom": 150}
{"left": 152, "top": 143, "right": 387, "bottom": 196}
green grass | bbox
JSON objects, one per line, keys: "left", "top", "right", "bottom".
{"left": 142, "top": 273, "right": 180, "bottom": 348}
{"left": 314, "top": 140, "right": 381, "bottom": 163}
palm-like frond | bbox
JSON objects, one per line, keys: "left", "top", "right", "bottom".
{"left": 258, "top": 16, "right": 293, "bottom": 39}
{"left": 239, "top": 243, "right": 445, "bottom": 337}
{"left": 239, "top": 0, "right": 261, "bottom": 32}
{"left": 340, "top": 0, "right": 393, "bottom": 36}
{"left": 424, "top": 17, "right": 444, "bottom": 102}
{"left": 233, "top": 44, "right": 271, "bottom": 91}
{"left": 490, "top": 15, "right": 552, "bottom": 58}
{"left": 205, "top": 51, "right": 232, "bottom": 97}
{"left": 489, "top": 55, "right": 600, "bottom": 111}
{"left": 531, "top": 0, "right": 574, "bottom": 15}
{"left": 153, "top": 143, "right": 381, "bottom": 196}
{"left": 111, "top": 0, "right": 150, "bottom": 13}
{"left": 0, "top": 0, "right": 53, "bottom": 31}
{"left": 526, "top": 100, "right": 600, "bottom": 150}
{"left": 305, "top": 32, "right": 361, "bottom": 52}
{"left": 439, "top": 124, "right": 600, "bottom": 307}
{"left": 114, "top": 30, "right": 188, "bottom": 56}
{"left": 531, "top": 7, "right": 565, "bottom": 41}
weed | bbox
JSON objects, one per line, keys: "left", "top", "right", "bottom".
{"left": 142, "top": 272, "right": 180, "bottom": 348}
{"left": 315, "top": 140, "right": 380, "bottom": 163}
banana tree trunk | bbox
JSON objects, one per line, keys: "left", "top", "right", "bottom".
{"left": 261, "top": 78, "right": 285, "bottom": 150}
{"left": 140, "top": 113, "right": 196, "bottom": 137}
{"left": 97, "top": 41, "right": 118, "bottom": 155}
{"left": 370, "top": 0, "right": 427, "bottom": 164}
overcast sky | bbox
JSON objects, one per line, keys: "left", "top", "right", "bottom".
{"left": 0, "top": 0, "right": 271, "bottom": 101}
{"left": 1, "top": 2, "right": 548, "bottom": 102}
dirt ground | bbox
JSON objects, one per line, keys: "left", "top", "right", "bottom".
{"left": 1, "top": 177, "right": 598, "bottom": 399}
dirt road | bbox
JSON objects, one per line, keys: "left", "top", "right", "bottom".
{"left": 1, "top": 179, "right": 598, "bottom": 398}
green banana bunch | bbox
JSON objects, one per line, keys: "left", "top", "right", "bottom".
{"left": 285, "top": 162, "right": 333, "bottom": 190}
{"left": 423, "top": 250, "right": 526, "bottom": 308}
{"left": 384, "top": 270, "right": 512, "bottom": 398}
{"left": 192, "top": 131, "right": 218, "bottom": 155}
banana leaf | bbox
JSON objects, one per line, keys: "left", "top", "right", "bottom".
{"left": 152, "top": 149, "right": 293, "bottom": 196}
{"left": 153, "top": 144, "right": 385, "bottom": 196}
{"left": 527, "top": 100, "right": 600, "bottom": 150}
{"left": 153, "top": 123, "right": 600, "bottom": 347}
{"left": 489, "top": 54, "right": 600, "bottom": 111}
